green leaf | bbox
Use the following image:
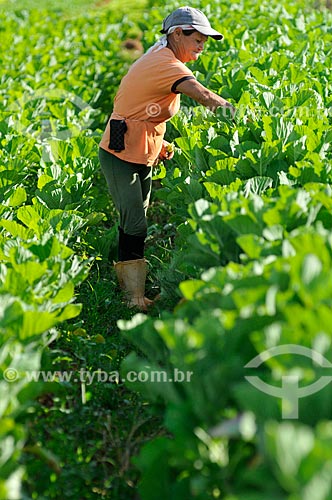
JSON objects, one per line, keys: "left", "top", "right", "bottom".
{"left": 224, "top": 214, "right": 261, "bottom": 236}
{"left": 236, "top": 234, "right": 264, "bottom": 259}
{"left": 301, "top": 254, "right": 322, "bottom": 286}
{"left": 16, "top": 206, "right": 41, "bottom": 234}
{"left": 20, "top": 311, "right": 58, "bottom": 339}
{"left": 7, "top": 187, "right": 27, "bottom": 208}
{"left": 0, "top": 297, "right": 23, "bottom": 331}
{"left": 56, "top": 304, "right": 82, "bottom": 322}
{"left": 265, "top": 422, "right": 315, "bottom": 490}
{"left": 0, "top": 220, "right": 31, "bottom": 239}
{"left": 179, "top": 279, "right": 205, "bottom": 300}
{"left": 52, "top": 282, "right": 75, "bottom": 304}
{"left": 135, "top": 437, "right": 171, "bottom": 500}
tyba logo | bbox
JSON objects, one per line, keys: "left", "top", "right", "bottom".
{"left": 245, "top": 344, "right": 332, "bottom": 419}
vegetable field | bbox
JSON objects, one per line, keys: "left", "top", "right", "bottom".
{"left": 1, "top": 0, "right": 332, "bottom": 499}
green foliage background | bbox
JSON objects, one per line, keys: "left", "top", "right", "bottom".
{"left": 1, "top": 0, "right": 332, "bottom": 499}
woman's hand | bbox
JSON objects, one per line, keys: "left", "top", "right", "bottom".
{"left": 158, "top": 140, "right": 175, "bottom": 161}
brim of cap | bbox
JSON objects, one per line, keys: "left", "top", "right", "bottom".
{"left": 192, "top": 24, "right": 223, "bottom": 40}
{"left": 160, "top": 25, "right": 223, "bottom": 40}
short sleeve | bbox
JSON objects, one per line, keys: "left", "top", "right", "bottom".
{"left": 154, "top": 50, "right": 196, "bottom": 95}
{"left": 171, "top": 75, "right": 196, "bottom": 94}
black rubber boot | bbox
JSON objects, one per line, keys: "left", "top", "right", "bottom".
{"left": 118, "top": 227, "right": 145, "bottom": 261}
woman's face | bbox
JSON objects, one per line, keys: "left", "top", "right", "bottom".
{"left": 170, "top": 29, "right": 208, "bottom": 63}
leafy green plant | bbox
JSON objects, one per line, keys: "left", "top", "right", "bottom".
{"left": 2, "top": 0, "right": 332, "bottom": 498}
{"left": 117, "top": 0, "right": 332, "bottom": 499}
{"left": 119, "top": 227, "right": 332, "bottom": 499}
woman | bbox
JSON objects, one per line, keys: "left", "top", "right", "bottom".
{"left": 99, "top": 6, "right": 235, "bottom": 311}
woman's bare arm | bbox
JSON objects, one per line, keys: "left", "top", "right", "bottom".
{"left": 176, "top": 78, "right": 235, "bottom": 117}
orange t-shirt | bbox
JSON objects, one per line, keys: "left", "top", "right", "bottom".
{"left": 99, "top": 47, "right": 195, "bottom": 166}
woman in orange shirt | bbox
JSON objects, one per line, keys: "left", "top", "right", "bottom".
{"left": 99, "top": 6, "right": 235, "bottom": 311}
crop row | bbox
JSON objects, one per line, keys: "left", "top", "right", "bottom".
{"left": 0, "top": 6, "right": 131, "bottom": 497}
{"left": 119, "top": 1, "right": 332, "bottom": 499}
{"left": 2, "top": 0, "right": 332, "bottom": 498}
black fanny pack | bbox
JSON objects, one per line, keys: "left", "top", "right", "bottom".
{"left": 108, "top": 119, "right": 127, "bottom": 152}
